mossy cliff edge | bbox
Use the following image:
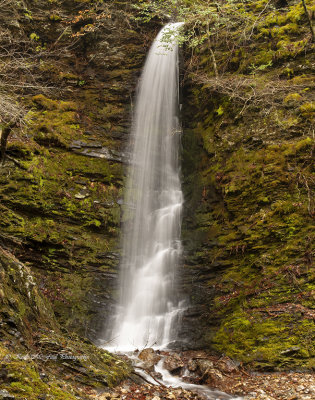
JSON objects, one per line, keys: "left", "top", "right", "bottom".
{"left": 181, "top": 0, "right": 314, "bottom": 370}
{"left": 0, "top": 248, "right": 131, "bottom": 399}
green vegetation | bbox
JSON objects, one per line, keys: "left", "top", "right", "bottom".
{"left": 0, "top": 0, "right": 147, "bottom": 341}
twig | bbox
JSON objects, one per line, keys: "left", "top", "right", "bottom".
{"left": 301, "top": 0, "right": 315, "bottom": 42}
{"left": 3, "top": 155, "right": 27, "bottom": 170}
{"left": 301, "top": 174, "right": 314, "bottom": 217}
{"left": 206, "top": 22, "right": 218, "bottom": 79}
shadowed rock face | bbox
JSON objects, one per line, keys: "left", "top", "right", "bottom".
{"left": 180, "top": 0, "right": 314, "bottom": 370}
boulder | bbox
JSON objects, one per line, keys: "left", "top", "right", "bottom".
{"left": 163, "top": 353, "right": 184, "bottom": 375}
{"left": 195, "top": 359, "right": 223, "bottom": 384}
{"left": 217, "top": 357, "right": 239, "bottom": 374}
{"left": 0, "top": 390, "right": 15, "bottom": 400}
{"left": 138, "top": 348, "right": 161, "bottom": 370}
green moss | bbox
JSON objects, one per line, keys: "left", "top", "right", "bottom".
{"left": 283, "top": 93, "right": 302, "bottom": 105}
{"left": 6, "top": 141, "right": 34, "bottom": 160}
{"left": 32, "top": 94, "right": 78, "bottom": 112}
{"left": 182, "top": 11, "right": 314, "bottom": 367}
{"left": 276, "top": 38, "right": 308, "bottom": 58}
{"left": 32, "top": 94, "right": 59, "bottom": 110}
{"left": 49, "top": 14, "right": 62, "bottom": 21}
{"left": 212, "top": 310, "right": 314, "bottom": 370}
{"left": 0, "top": 247, "right": 131, "bottom": 397}
{"left": 299, "top": 102, "right": 315, "bottom": 120}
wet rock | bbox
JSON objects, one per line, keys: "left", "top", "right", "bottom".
{"left": 217, "top": 357, "right": 239, "bottom": 373}
{"left": 0, "top": 390, "right": 15, "bottom": 400}
{"left": 280, "top": 346, "right": 300, "bottom": 355}
{"left": 0, "top": 367, "right": 8, "bottom": 380}
{"left": 187, "top": 358, "right": 198, "bottom": 372}
{"left": 70, "top": 140, "right": 85, "bottom": 149}
{"left": 196, "top": 359, "right": 214, "bottom": 374}
{"left": 190, "top": 359, "right": 224, "bottom": 384}
{"left": 96, "top": 252, "right": 119, "bottom": 260}
{"left": 151, "top": 371, "right": 163, "bottom": 380}
{"left": 74, "top": 188, "right": 90, "bottom": 199}
{"left": 163, "top": 353, "right": 184, "bottom": 375}
{"left": 84, "top": 142, "right": 103, "bottom": 148}
{"left": 70, "top": 142, "right": 129, "bottom": 163}
{"left": 166, "top": 340, "right": 191, "bottom": 351}
{"left": 74, "top": 180, "right": 87, "bottom": 185}
{"left": 138, "top": 348, "right": 161, "bottom": 370}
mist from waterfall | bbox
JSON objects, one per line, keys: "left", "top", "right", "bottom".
{"left": 104, "top": 23, "right": 184, "bottom": 351}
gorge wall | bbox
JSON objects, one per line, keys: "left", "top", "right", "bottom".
{"left": 180, "top": 0, "right": 314, "bottom": 371}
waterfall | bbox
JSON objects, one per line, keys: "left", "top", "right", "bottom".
{"left": 105, "top": 23, "right": 184, "bottom": 351}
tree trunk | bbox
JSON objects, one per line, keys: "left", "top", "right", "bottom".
{"left": 0, "top": 124, "right": 14, "bottom": 164}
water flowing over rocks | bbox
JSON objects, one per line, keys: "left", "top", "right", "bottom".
{"left": 138, "top": 348, "right": 162, "bottom": 372}
{"left": 83, "top": 349, "right": 315, "bottom": 400}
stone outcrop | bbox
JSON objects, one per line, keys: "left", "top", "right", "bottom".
{"left": 0, "top": 246, "right": 131, "bottom": 398}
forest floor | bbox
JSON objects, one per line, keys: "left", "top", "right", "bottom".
{"left": 82, "top": 350, "right": 315, "bottom": 400}
{"left": 83, "top": 371, "right": 315, "bottom": 400}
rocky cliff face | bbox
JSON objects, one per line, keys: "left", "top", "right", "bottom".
{"left": 0, "top": 1, "right": 152, "bottom": 397}
{"left": 0, "top": 0, "right": 158, "bottom": 341}
{"left": 180, "top": 0, "right": 314, "bottom": 371}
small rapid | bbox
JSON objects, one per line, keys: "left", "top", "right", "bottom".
{"left": 154, "top": 361, "right": 242, "bottom": 400}
{"left": 125, "top": 351, "right": 243, "bottom": 400}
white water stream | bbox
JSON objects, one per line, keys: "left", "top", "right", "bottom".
{"left": 105, "top": 23, "right": 184, "bottom": 352}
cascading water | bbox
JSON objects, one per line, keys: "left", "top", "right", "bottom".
{"left": 105, "top": 22, "right": 184, "bottom": 351}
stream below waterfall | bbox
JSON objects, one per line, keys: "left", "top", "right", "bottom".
{"left": 133, "top": 352, "right": 243, "bottom": 400}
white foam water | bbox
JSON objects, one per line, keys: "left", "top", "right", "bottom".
{"left": 104, "top": 23, "right": 184, "bottom": 352}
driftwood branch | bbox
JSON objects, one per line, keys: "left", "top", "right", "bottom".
{"left": 134, "top": 367, "right": 167, "bottom": 388}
